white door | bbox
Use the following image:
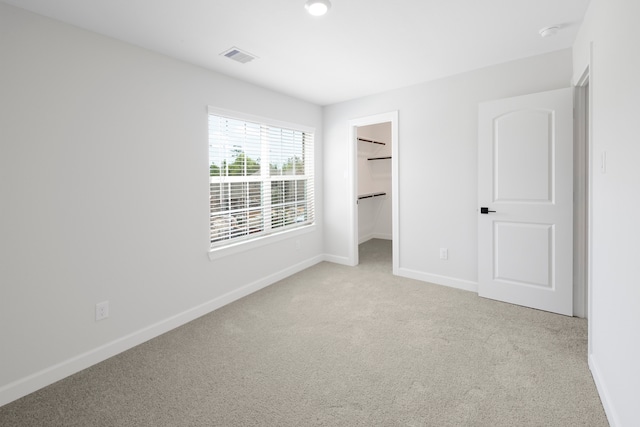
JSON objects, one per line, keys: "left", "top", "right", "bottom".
{"left": 478, "top": 88, "right": 573, "bottom": 315}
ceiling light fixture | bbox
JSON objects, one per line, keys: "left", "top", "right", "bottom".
{"left": 539, "top": 26, "right": 560, "bottom": 38}
{"left": 305, "top": 0, "right": 331, "bottom": 16}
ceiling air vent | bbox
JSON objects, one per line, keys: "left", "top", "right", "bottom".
{"left": 220, "top": 47, "right": 257, "bottom": 64}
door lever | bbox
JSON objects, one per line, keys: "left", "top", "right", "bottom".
{"left": 480, "top": 207, "right": 496, "bottom": 214}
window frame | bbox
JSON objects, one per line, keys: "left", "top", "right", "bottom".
{"left": 207, "top": 107, "right": 316, "bottom": 260}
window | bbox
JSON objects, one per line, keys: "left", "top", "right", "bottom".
{"left": 208, "top": 108, "right": 314, "bottom": 250}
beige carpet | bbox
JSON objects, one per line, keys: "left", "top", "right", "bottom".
{"left": 0, "top": 239, "right": 608, "bottom": 426}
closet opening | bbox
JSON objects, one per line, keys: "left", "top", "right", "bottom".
{"left": 347, "top": 111, "right": 398, "bottom": 271}
{"left": 356, "top": 122, "right": 393, "bottom": 268}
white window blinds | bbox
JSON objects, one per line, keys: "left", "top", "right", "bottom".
{"left": 208, "top": 109, "right": 314, "bottom": 248}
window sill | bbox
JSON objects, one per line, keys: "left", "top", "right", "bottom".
{"left": 207, "top": 223, "right": 316, "bottom": 261}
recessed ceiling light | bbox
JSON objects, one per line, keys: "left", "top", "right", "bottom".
{"left": 305, "top": 0, "right": 331, "bottom": 16}
{"left": 539, "top": 26, "right": 560, "bottom": 38}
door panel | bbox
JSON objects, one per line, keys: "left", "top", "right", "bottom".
{"left": 478, "top": 88, "right": 573, "bottom": 315}
{"left": 494, "top": 110, "right": 552, "bottom": 202}
{"left": 494, "top": 221, "right": 552, "bottom": 288}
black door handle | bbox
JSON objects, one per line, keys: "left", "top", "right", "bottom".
{"left": 480, "top": 207, "right": 496, "bottom": 214}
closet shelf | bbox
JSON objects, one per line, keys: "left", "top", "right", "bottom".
{"left": 358, "top": 137, "right": 386, "bottom": 146}
{"left": 357, "top": 192, "right": 387, "bottom": 201}
{"left": 367, "top": 156, "right": 392, "bottom": 160}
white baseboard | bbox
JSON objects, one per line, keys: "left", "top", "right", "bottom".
{"left": 0, "top": 255, "right": 324, "bottom": 408}
{"left": 358, "top": 234, "right": 373, "bottom": 244}
{"left": 358, "top": 233, "right": 392, "bottom": 244}
{"left": 322, "top": 253, "right": 354, "bottom": 266}
{"left": 589, "top": 353, "right": 619, "bottom": 427}
{"left": 396, "top": 267, "right": 478, "bottom": 293}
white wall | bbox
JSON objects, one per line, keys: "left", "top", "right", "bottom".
{"left": 324, "top": 50, "right": 573, "bottom": 291}
{"left": 573, "top": 1, "right": 640, "bottom": 425}
{"left": 357, "top": 123, "right": 392, "bottom": 243}
{"left": 0, "top": 4, "right": 323, "bottom": 405}
{"left": 6, "top": 5, "right": 635, "bottom": 424}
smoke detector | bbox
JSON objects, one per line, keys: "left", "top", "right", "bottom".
{"left": 539, "top": 26, "right": 560, "bottom": 38}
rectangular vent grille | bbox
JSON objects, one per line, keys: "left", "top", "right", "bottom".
{"left": 221, "top": 47, "right": 257, "bottom": 64}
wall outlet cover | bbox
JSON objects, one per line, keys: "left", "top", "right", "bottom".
{"left": 95, "top": 301, "right": 109, "bottom": 321}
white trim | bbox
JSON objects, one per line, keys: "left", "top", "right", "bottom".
{"left": 347, "top": 111, "right": 399, "bottom": 270}
{"left": 358, "top": 233, "right": 392, "bottom": 244}
{"left": 575, "top": 42, "right": 594, "bottom": 358}
{"left": 586, "top": 43, "right": 594, "bottom": 359}
{"left": 207, "top": 106, "right": 315, "bottom": 134}
{"left": 0, "top": 255, "right": 323, "bottom": 407}
{"left": 396, "top": 267, "right": 478, "bottom": 293}
{"left": 589, "top": 354, "right": 619, "bottom": 427}
{"left": 208, "top": 223, "right": 316, "bottom": 260}
{"left": 347, "top": 122, "right": 358, "bottom": 267}
{"left": 573, "top": 59, "right": 592, "bottom": 320}
{"left": 322, "top": 254, "right": 352, "bottom": 266}
{"left": 390, "top": 115, "right": 400, "bottom": 276}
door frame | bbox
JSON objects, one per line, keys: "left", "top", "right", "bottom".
{"left": 347, "top": 111, "right": 399, "bottom": 272}
{"left": 574, "top": 67, "right": 591, "bottom": 319}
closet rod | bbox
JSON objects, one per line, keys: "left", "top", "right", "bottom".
{"left": 358, "top": 137, "right": 386, "bottom": 145}
{"left": 357, "top": 192, "right": 386, "bottom": 201}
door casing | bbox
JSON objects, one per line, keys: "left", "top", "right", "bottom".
{"left": 574, "top": 70, "right": 590, "bottom": 319}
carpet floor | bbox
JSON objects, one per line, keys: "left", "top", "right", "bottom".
{"left": 0, "top": 239, "right": 608, "bottom": 426}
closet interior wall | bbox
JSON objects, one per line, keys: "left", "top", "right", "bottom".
{"left": 357, "top": 122, "right": 392, "bottom": 243}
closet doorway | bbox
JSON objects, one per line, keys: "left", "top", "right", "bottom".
{"left": 347, "top": 111, "right": 399, "bottom": 273}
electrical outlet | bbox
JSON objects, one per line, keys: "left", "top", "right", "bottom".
{"left": 95, "top": 301, "right": 109, "bottom": 321}
{"left": 295, "top": 239, "right": 301, "bottom": 250}
{"left": 439, "top": 248, "right": 448, "bottom": 260}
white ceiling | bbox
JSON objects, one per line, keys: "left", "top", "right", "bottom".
{"left": 2, "top": 0, "right": 590, "bottom": 105}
